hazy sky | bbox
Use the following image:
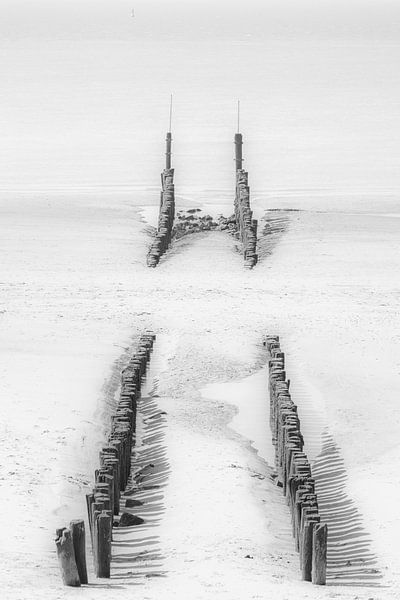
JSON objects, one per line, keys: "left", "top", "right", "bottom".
{"left": 2, "top": 0, "right": 400, "bottom": 41}
{"left": 1, "top": 0, "right": 399, "bottom": 194}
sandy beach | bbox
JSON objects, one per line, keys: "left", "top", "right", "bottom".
{"left": 1, "top": 1, "right": 400, "bottom": 597}
{"left": 1, "top": 190, "right": 400, "bottom": 599}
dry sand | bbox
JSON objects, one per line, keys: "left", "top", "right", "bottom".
{"left": 0, "top": 192, "right": 400, "bottom": 599}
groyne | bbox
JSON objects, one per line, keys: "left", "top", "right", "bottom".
{"left": 234, "top": 134, "right": 258, "bottom": 268}
{"left": 56, "top": 333, "right": 156, "bottom": 585}
{"left": 147, "top": 132, "right": 175, "bottom": 267}
{"left": 265, "top": 335, "right": 328, "bottom": 585}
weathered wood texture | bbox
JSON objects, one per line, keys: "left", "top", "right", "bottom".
{"left": 96, "top": 511, "right": 112, "bottom": 578}
{"left": 147, "top": 167, "right": 175, "bottom": 267}
{"left": 234, "top": 133, "right": 243, "bottom": 171}
{"left": 265, "top": 335, "right": 327, "bottom": 585}
{"left": 86, "top": 332, "right": 156, "bottom": 579}
{"left": 70, "top": 519, "right": 88, "bottom": 584}
{"left": 312, "top": 523, "right": 328, "bottom": 585}
{"left": 55, "top": 528, "right": 81, "bottom": 587}
{"left": 234, "top": 168, "right": 258, "bottom": 269}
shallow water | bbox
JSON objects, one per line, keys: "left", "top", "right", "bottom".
{"left": 1, "top": 7, "right": 399, "bottom": 208}
{"left": 201, "top": 367, "right": 276, "bottom": 466}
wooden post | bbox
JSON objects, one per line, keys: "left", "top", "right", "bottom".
{"left": 235, "top": 133, "right": 243, "bottom": 171}
{"left": 55, "top": 528, "right": 81, "bottom": 587}
{"left": 70, "top": 520, "right": 88, "bottom": 584}
{"left": 96, "top": 511, "right": 112, "bottom": 578}
{"left": 312, "top": 523, "right": 328, "bottom": 585}
{"left": 56, "top": 526, "right": 66, "bottom": 538}
{"left": 85, "top": 494, "right": 94, "bottom": 543}
{"left": 92, "top": 508, "right": 100, "bottom": 572}
{"left": 94, "top": 493, "right": 110, "bottom": 513}
{"left": 166, "top": 132, "right": 172, "bottom": 169}
{"left": 97, "top": 470, "right": 114, "bottom": 518}
{"left": 301, "top": 519, "right": 318, "bottom": 581}
{"left": 100, "top": 452, "right": 120, "bottom": 515}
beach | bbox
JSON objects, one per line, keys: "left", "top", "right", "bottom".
{"left": 1, "top": 191, "right": 400, "bottom": 598}
{"left": 1, "top": 1, "right": 400, "bottom": 597}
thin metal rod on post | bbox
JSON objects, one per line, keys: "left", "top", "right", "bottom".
{"left": 166, "top": 94, "right": 173, "bottom": 169}
{"left": 235, "top": 100, "right": 243, "bottom": 170}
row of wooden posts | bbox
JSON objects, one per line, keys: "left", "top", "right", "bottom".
{"left": 56, "top": 333, "right": 156, "bottom": 586}
{"left": 147, "top": 132, "right": 175, "bottom": 267}
{"left": 234, "top": 168, "right": 258, "bottom": 269}
{"left": 265, "top": 335, "right": 328, "bottom": 585}
{"left": 234, "top": 134, "right": 258, "bottom": 268}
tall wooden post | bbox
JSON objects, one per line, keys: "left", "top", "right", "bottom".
{"left": 301, "top": 518, "right": 318, "bottom": 581}
{"left": 55, "top": 528, "right": 81, "bottom": 587}
{"left": 312, "top": 523, "right": 328, "bottom": 585}
{"left": 235, "top": 133, "right": 243, "bottom": 171}
{"left": 96, "top": 511, "right": 112, "bottom": 578}
{"left": 166, "top": 132, "right": 172, "bottom": 169}
{"left": 70, "top": 520, "right": 88, "bottom": 584}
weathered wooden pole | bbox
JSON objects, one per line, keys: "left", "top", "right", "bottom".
{"left": 301, "top": 518, "right": 318, "bottom": 581}
{"left": 55, "top": 528, "right": 81, "bottom": 587}
{"left": 96, "top": 511, "right": 112, "bottom": 578}
{"left": 235, "top": 133, "right": 243, "bottom": 171}
{"left": 85, "top": 493, "right": 94, "bottom": 543}
{"left": 312, "top": 523, "right": 328, "bottom": 585}
{"left": 92, "top": 505, "right": 102, "bottom": 571}
{"left": 147, "top": 124, "right": 175, "bottom": 267}
{"left": 166, "top": 132, "right": 172, "bottom": 169}
{"left": 70, "top": 519, "right": 88, "bottom": 584}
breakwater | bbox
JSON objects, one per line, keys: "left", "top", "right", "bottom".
{"left": 56, "top": 333, "right": 156, "bottom": 585}
{"left": 234, "top": 133, "right": 258, "bottom": 268}
{"left": 265, "top": 335, "right": 328, "bottom": 585}
{"left": 147, "top": 168, "right": 175, "bottom": 267}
